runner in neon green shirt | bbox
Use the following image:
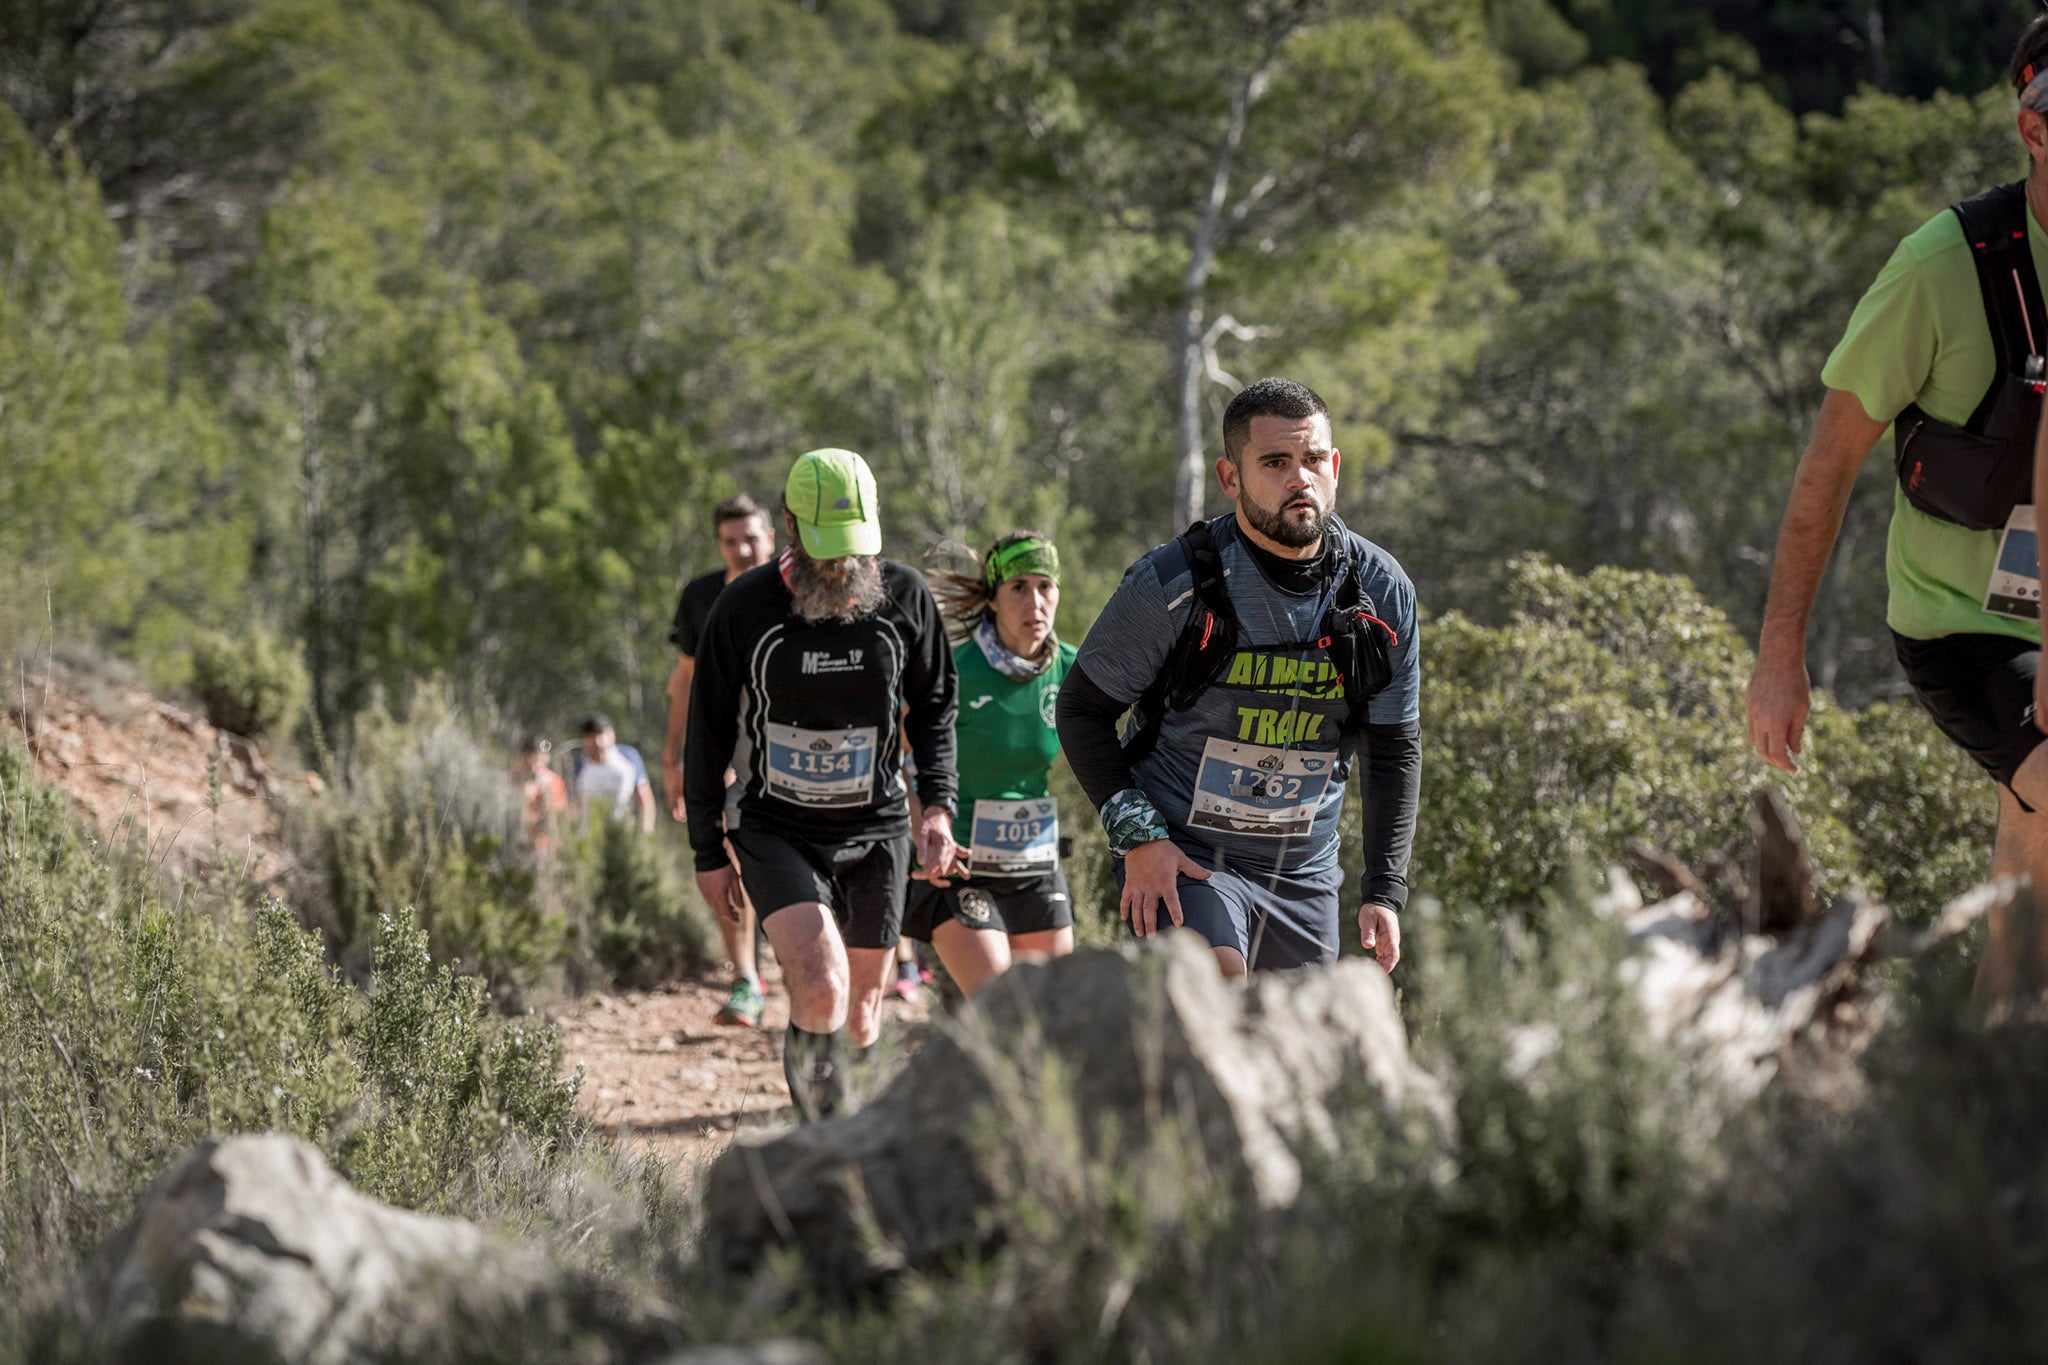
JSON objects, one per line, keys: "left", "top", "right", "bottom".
{"left": 1748, "top": 18, "right": 2048, "bottom": 1005}
{"left": 1822, "top": 209, "right": 2047, "bottom": 646}
{"left": 905, "top": 532, "right": 1078, "bottom": 996}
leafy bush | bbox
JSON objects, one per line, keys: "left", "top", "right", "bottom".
{"left": 286, "top": 685, "right": 711, "bottom": 996}
{"left": 189, "top": 624, "right": 310, "bottom": 741}
{"left": 286, "top": 687, "right": 560, "bottom": 991}
{"left": 1412, "top": 557, "right": 1989, "bottom": 927}
{"left": 570, "top": 817, "right": 714, "bottom": 990}
{"left": 1804, "top": 695, "right": 1997, "bottom": 922}
{"left": 1064, "top": 560, "right": 1987, "bottom": 954}
{"left": 0, "top": 738, "right": 581, "bottom": 1343}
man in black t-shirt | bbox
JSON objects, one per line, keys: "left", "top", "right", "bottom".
{"left": 663, "top": 494, "right": 776, "bottom": 1027}
{"left": 686, "top": 449, "right": 960, "bottom": 1121}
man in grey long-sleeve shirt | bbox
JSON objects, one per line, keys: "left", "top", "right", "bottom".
{"left": 1056, "top": 378, "right": 1420, "bottom": 978}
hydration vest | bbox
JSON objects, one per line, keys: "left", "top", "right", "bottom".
{"left": 1120, "top": 516, "right": 1397, "bottom": 765}
{"left": 1892, "top": 181, "right": 2048, "bottom": 531}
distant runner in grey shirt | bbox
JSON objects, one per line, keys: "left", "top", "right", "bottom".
{"left": 1057, "top": 378, "right": 1420, "bottom": 977}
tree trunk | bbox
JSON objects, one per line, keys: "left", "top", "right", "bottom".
{"left": 290, "top": 317, "right": 334, "bottom": 743}
{"left": 1172, "top": 61, "right": 1269, "bottom": 530}
{"left": 1863, "top": 4, "right": 1888, "bottom": 93}
{"left": 1173, "top": 303, "right": 1208, "bottom": 529}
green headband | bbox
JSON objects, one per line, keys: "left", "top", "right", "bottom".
{"left": 985, "top": 537, "right": 1060, "bottom": 589}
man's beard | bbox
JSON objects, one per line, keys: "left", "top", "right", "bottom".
{"left": 1239, "top": 486, "right": 1331, "bottom": 548}
{"left": 788, "top": 549, "right": 885, "bottom": 623}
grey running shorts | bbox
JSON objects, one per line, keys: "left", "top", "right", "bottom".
{"left": 901, "top": 867, "right": 1074, "bottom": 941}
{"left": 1113, "top": 841, "right": 1341, "bottom": 969}
{"left": 727, "top": 823, "right": 909, "bottom": 950}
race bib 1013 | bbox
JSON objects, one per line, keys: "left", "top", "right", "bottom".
{"left": 969, "top": 797, "right": 1059, "bottom": 875}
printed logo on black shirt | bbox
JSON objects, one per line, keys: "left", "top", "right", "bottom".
{"left": 800, "top": 649, "right": 867, "bottom": 675}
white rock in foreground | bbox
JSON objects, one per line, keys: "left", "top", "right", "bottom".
{"left": 705, "top": 931, "right": 1449, "bottom": 1293}
{"left": 79, "top": 1133, "right": 537, "bottom": 1365}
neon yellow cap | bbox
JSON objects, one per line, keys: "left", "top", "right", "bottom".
{"left": 783, "top": 449, "right": 882, "bottom": 559}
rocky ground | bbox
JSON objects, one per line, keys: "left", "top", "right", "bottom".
{"left": 7, "top": 657, "right": 301, "bottom": 891}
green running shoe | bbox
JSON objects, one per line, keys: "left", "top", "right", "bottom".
{"left": 715, "top": 977, "right": 765, "bottom": 1029}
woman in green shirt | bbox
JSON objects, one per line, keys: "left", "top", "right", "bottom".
{"left": 905, "top": 531, "right": 1078, "bottom": 995}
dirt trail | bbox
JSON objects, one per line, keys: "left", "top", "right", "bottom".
{"left": 552, "top": 964, "right": 935, "bottom": 1167}
{"left": 8, "top": 659, "right": 929, "bottom": 1169}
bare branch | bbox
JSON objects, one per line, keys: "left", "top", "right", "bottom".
{"left": 1200, "top": 313, "right": 1276, "bottom": 391}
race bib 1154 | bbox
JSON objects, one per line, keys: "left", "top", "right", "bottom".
{"left": 762, "top": 723, "right": 878, "bottom": 807}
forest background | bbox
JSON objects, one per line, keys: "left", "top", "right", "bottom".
{"left": 8, "top": 3, "right": 2048, "bottom": 1359}
{"left": 10, "top": 0, "right": 2043, "bottom": 748}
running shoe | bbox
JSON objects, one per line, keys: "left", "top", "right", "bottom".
{"left": 714, "top": 977, "right": 765, "bottom": 1028}
{"left": 889, "top": 969, "right": 920, "bottom": 1002}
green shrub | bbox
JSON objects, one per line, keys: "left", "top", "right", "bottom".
{"left": 189, "top": 624, "right": 310, "bottom": 741}
{"left": 0, "top": 739, "right": 582, "bottom": 1344}
{"left": 570, "top": 817, "right": 714, "bottom": 990}
{"left": 286, "top": 685, "right": 712, "bottom": 997}
{"left": 287, "top": 686, "right": 566, "bottom": 992}
{"left": 1411, "top": 557, "right": 1987, "bottom": 926}
{"left": 1063, "top": 559, "right": 1986, "bottom": 951}
{"left": 1804, "top": 695, "right": 1996, "bottom": 923}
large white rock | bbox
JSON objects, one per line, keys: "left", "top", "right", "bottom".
{"left": 80, "top": 1133, "right": 538, "bottom": 1364}
{"left": 704, "top": 932, "right": 1449, "bottom": 1294}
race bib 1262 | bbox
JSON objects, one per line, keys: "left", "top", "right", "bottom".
{"left": 1186, "top": 737, "right": 1334, "bottom": 839}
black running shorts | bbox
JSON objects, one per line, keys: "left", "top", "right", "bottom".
{"left": 1892, "top": 629, "right": 2044, "bottom": 800}
{"left": 901, "top": 867, "right": 1074, "bottom": 941}
{"left": 726, "top": 823, "right": 909, "bottom": 950}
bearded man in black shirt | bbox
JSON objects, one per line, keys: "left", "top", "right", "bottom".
{"left": 684, "top": 449, "right": 960, "bottom": 1121}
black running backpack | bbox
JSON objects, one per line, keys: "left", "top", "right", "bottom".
{"left": 1119, "top": 518, "right": 1398, "bottom": 764}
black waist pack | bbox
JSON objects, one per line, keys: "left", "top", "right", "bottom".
{"left": 1894, "top": 371, "right": 2040, "bottom": 532}
{"left": 1890, "top": 180, "right": 2045, "bottom": 532}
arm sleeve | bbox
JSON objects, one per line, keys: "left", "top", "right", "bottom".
{"left": 683, "top": 598, "right": 743, "bottom": 871}
{"left": 902, "top": 578, "right": 960, "bottom": 817}
{"left": 1056, "top": 660, "right": 1139, "bottom": 810}
{"left": 1359, "top": 719, "right": 1421, "bottom": 913}
{"left": 1364, "top": 565, "right": 1421, "bottom": 727}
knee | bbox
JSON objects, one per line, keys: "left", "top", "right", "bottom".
{"left": 1212, "top": 945, "right": 1248, "bottom": 980}
{"left": 845, "top": 969, "right": 891, "bottom": 1045}
{"left": 785, "top": 956, "right": 849, "bottom": 1026}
